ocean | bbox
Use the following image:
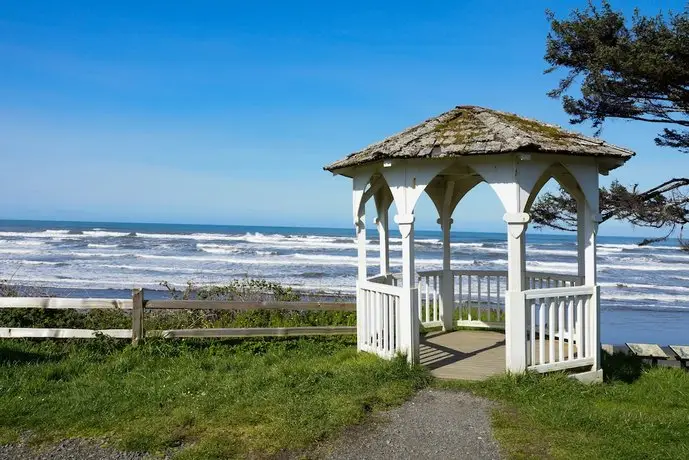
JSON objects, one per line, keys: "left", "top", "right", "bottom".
{"left": 0, "top": 219, "right": 688, "bottom": 345}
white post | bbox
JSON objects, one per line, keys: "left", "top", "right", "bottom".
{"left": 439, "top": 214, "right": 455, "bottom": 331}
{"left": 577, "top": 199, "right": 586, "bottom": 282}
{"left": 355, "top": 210, "right": 367, "bottom": 351}
{"left": 584, "top": 201, "right": 601, "bottom": 376}
{"left": 375, "top": 206, "right": 390, "bottom": 276}
{"left": 356, "top": 216, "right": 367, "bottom": 282}
{"left": 396, "top": 213, "right": 419, "bottom": 364}
{"left": 504, "top": 212, "right": 530, "bottom": 373}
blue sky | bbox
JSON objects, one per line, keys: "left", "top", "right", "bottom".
{"left": 0, "top": 0, "right": 686, "bottom": 236}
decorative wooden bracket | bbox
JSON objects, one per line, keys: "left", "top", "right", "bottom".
{"left": 503, "top": 212, "right": 530, "bottom": 238}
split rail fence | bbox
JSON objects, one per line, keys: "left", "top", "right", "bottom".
{"left": 0, "top": 288, "right": 356, "bottom": 342}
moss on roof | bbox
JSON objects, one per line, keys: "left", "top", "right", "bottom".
{"left": 324, "top": 105, "right": 634, "bottom": 172}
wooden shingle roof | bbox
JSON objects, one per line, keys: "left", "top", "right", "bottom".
{"left": 324, "top": 106, "right": 634, "bottom": 172}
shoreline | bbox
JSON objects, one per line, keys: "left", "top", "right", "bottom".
{"left": 3, "top": 284, "right": 356, "bottom": 302}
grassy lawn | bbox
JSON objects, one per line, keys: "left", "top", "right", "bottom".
{"left": 2, "top": 293, "right": 688, "bottom": 460}
{"left": 0, "top": 336, "right": 429, "bottom": 459}
{"left": 437, "top": 353, "right": 689, "bottom": 460}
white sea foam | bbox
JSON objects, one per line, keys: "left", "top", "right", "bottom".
{"left": 671, "top": 275, "right": 689, "bottom": 282}
{"left": 600, "top": 262, "right": 689, "bottom": 272}
{"left": 0, "top": 248, "right": 38, "bottom": 255}
{"left": 1, "top": 224, "right": 687, "bottom": 317}
{"left": 10, "top": 260, "right": 64, "bottom": 266}
{"left": 600, "top": 282, "right": 689, "bottom": 293}
{"left": 97, "top": 263, "right": 227, "bottom": 275}
{"left": 602, "top": 290, "right": 689, "bottom": 305}
{"left": 598, "top": 243, "right": 679, "bottom": 251}
{"left": 196, "top": 243, "right": 242, "bottom": 254}
{"left": 69, "top": 252, "right": 131, "bottom": 258}
{"left": 14, "top": 240, "right": 45, "bottom": 247}
{"left": 83, "top": 230, "right": 131, "bottom": 237}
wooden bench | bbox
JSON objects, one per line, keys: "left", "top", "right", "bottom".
{"left": 626, "top": 343, "right": 668, "bottom": 366}
{"left": 669, "top": 345, "right": 689, "bottom": 370}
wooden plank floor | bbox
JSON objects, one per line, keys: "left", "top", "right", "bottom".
{"left": 420, "top": 330, "right": 506, "bottom": 381}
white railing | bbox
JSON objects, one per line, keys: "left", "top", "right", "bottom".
{"left": 367, "top": 273, "right": 402, "bottom": 287}
{"left": 357, "top": 280, "right": 404, "bottom": 359}
{"left": 525, "top": 271, "right": 584, "bottom": 289}
{"left": 417, "top": 269, "right": 585, "bottom": 329}
{"left": 456, "top": 270, "right": 507, "bottom": 327}
{"left": 418, "top": 270, "right": 442, "bottom": 327}
{"left": 524, "top": 285, "right": 597, "bottom": 373}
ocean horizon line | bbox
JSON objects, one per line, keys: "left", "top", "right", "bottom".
{"left": 0, "top": 217, "right": 668, "bottom": 241}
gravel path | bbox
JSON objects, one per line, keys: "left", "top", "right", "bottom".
{"left": 0, "top": 438, "right": 151, "bottom": 460}
{"left": 322, "top": 389, "right": 502, "bottom": 460}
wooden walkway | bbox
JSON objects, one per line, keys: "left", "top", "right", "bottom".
{"left": 420, "top": 330, "right": 506, "bottom": 381}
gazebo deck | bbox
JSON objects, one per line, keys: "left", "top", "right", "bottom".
{"left": 420, "top": 330, "right": 506, "bottom": 381}
{"left": 421, "top": 330, "right": 574, "bottom": 380}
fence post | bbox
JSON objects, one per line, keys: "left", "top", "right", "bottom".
{"left": 132, "top": 288, "right": 144, "bottom": 345}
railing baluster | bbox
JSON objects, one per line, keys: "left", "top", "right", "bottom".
{"left": 455, "top": 272, "right": 459, "bottom": 315}
{"left": 539, "top": 301, "right": 546, "bottom": 364}
{"left": 568, "top": 296, "right": 574, "bottom": 361}
{"left": 433, "top": 275, "right": 439, "bottom": 322}
{"left": 362, "top": 290, "right": 367, "bottom": 347}
{"left": 458, "top": 274, "right": 463, "bottom": 319}
{"left": 425, "top": 277, "right": 430, "bottom": 323}
{"left": 558, "top": 298, "right": 565, "bottom": 362}
{"left": 370, "top": 290, "right": 375, "bottom": 346}
{"left": 385, "top": 293, "right": 391, "bottom": 352}
{"left": 468, "top": 275, "right": 472, "bottom": 322}
{"left": 530, "top": 300, "right": 536, "bottom": 367}
{"left": 583, "top": 296, "right": 589, "bottom": 359}
{"left": 394, "top": 295, "right": 400, "bottom": 351}
{"left": 548, "top": 298, "right": 555, "bottom": 364}
{"left": 576, "top": 296, "right": 584, "bottom": 359}
{"left": 487, "top": 275, "right": 492, "bottom": 323}
{"left": 375, "top": 291, "right": 380, "bottom": 349}
{"left": 418, "top": 278, "right": 423, "bottom": 322}
{"left": 477, "top": 276, "right": 482, "bottom": 322}
{"left": 496, "top": 275, "right": 501, "bottom": 320}
{"left": 364, "top": 290, "right": 369, "bottom": 346}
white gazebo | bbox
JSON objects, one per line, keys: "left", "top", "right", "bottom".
{"left": 325, "top": 106, "right": 633, "bottom": 382}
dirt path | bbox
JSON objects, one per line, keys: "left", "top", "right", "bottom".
{"left": 321, "top": 389, "right": 502, "bottom": 459}
{"left": 0, "top": 438, "right": 150, "bottom": 460}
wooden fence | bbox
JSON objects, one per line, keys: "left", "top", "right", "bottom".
{"left": 0, "top": 288, "right": 356, "bottom": 343}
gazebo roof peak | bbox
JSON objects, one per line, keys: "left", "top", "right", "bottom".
{"left": 324, "top": 105, "right": 635, "bottom": 172}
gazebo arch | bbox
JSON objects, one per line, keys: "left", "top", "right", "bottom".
{"left": 325, "top": 106, "right": 634, "bottom": 382}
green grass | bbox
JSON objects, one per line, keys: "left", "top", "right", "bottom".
{"left": 436, "top": 352, "right": 689, "bottom": 460}
{"left": 0, "top": 336, "right": 429, "bottom": 459}
{"left": 0, "top": 307, "right": 356, "bottom": 331}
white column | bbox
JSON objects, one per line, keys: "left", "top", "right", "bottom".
{"left": 375, "top": 208, "right": 390, "bottom": 276}
{"left": 356, "top": 215, "right": 367, "bottom": 282}
{"left": 577, "top": 199, "right": 586, "bottom": 282}
{"left": 584, "top": 201, "right": 601, "bottom": 375}
{"left": 355, "top": 212, "right": 366, "bottom": 352}
{"left": 504, "top": 212, "right": 530, "bottom": 373}
{"left": 395, "top": 213, "right": 419, "bottom": 364}
{"left": 583, "top": 205, "right": 598, "bottom": 286}
{"left": 439, "top": 214, "right": 455, "bottom": 331}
